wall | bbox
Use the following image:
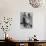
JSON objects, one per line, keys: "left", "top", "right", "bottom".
{"left": 0, "top": 0, "right": 46, "bottom": 40}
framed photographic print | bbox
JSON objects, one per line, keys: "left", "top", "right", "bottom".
{"left": 20, "top": 12, "right": 33, "bottom": 29}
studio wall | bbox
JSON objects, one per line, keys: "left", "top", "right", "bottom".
{"left": 0, "top": 0, "right": 46, "bottom": 40}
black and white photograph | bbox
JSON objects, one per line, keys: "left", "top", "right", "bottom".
{"left": 20, "top": 12, "right": 33, "bottom": 29}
